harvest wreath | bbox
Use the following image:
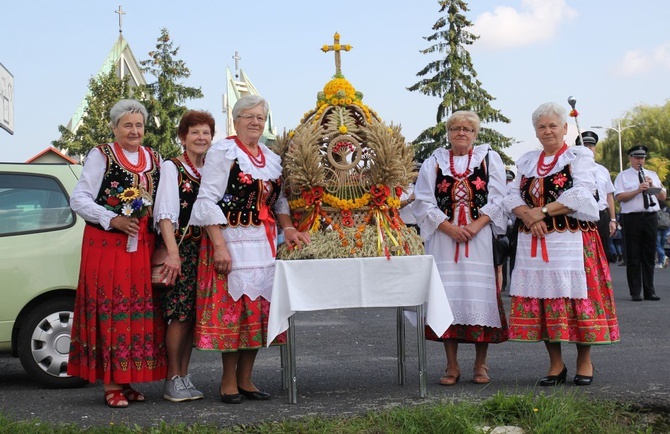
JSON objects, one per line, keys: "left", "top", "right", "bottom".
{"left": 269, "top": 33, "right": 424, "bottom": 260}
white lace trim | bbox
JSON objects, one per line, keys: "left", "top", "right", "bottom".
{"left": 557, "top": 188, "right": 599, "bottom": 222}
{"left": 510, "top": 268, "right": 588, "bottom": 299}
{"left": 510, "top": 231, "right": 587, "bottom": 299}
{"left": 215, "top": 138, "right": 283, "bottom": 181}
{"left": 154, "top": 212, "right": 180, "bottom": 232}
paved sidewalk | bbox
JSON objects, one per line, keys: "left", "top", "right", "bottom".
{"left": 0, "top": 263, "right": 668, "bottom": 429}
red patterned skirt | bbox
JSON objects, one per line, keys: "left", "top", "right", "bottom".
{"left": 67, "top": 221, "right": 167, "bottom": 384}
{"left": 426, "top": 265, "right": 509, "bottom": 343}
{"left": 508, "top": 230, "right": 620, "bottom": 344}
{"left": 194, "top": 236, "right": 285, "bottom": 352}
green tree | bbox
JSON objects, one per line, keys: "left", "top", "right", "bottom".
{"left": 139, "top": 28, "right": 203, "bottom": 158}
{"left": 408, "top": 0, "right": 513, "bottom": 163}
{"left": 52, "top": 70, "right": 132, "bottom": 157}
{"left": 597, "top": 100, "right": 670, "bottom": 188}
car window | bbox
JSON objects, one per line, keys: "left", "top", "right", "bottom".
{"left": 0, "top": 173, "right": 75, "bottom": 236}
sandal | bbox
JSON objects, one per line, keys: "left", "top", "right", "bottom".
{"left": 104, "top": 389, "right": 129, "bottom": 408}
{"left": 439, "top": 367, "right": 461, "bottom": 386}
{"left": 473, "top": 365, "right": 491, "bottom": 384}
{"left": 122, "top": 386, "right": 146, "bottom": 402}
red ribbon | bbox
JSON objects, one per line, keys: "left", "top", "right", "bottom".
{"left": 530, "top": 235, "right": 549, "bottom": 262}
{"left": 453, "top": 203, "right": 469, "bottom": 263}
{"left": 259, "top": 204, "right": 277, "bottom": 258}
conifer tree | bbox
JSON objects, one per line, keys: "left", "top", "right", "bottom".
{"left": 52, "top": 70, "right": 132, "bottom": 158}
{"left": 408, "top": 0, "right": 513, "bottom": 163}
{"left": 139, "top": 28, "right": 203, "bottom": 158}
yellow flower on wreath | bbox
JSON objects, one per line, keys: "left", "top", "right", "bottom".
{"left": 338, "top": 125, "right": 348, "bottom": 134}
{"left": 386, "top": 196, "right": 401, "bottom": 209}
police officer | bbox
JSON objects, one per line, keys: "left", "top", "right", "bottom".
{"left": 577, "top": 131, "right": 617, "bottom": 262}
{"left": 614, "top": 145, "right": 667, "bottom": 301}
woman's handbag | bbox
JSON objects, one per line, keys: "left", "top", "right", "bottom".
{"left": 151, "top": 246, "right": 171, "bottom": 288}
{"left": 151, "top": 226, "right": 188, "bottom": 289}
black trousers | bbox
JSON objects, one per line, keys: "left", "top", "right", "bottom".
{"left": 597, "top": 209, "right": 613, "bottom": 261}
{"left": 622, "top": 212, "right": 658, "bottom": 297}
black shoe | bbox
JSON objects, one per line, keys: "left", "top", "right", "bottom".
{"left": 574, "top": 364, "right": 594, "bottom": 386}
{"left": 220, "top": 393, "right": 243, "bottom": 404}
{"left": 631, "top": 296, "right": 643, "bottom": 302}
{"left": 644, "top": 294, "right": 661, "bottom": 301}
{"left": 238, "top": 387, "right": 271, "bottom": 401}
{"left": 539, "top": 365, "right": 567, "bottom": 386}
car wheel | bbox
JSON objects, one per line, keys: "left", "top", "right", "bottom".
{"left": 17, "top": 297, "right": 86, "bottom": 388}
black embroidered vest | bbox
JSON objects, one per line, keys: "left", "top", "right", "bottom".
{"left": 92, "top": 144, "right": 160, "bottom": 232}
{"left": 434, "top": 158, "right": 489, "bottom": 222}
{"left": 216, "top": 160, "right": 282, "bottom": 227}
{"left": 519, "top": 164, "right": 597, "bottom": 234}
{"left": 171, "top": 158, "right": 203, "bottom": 241}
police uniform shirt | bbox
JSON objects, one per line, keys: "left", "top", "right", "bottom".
{"left": 614, "top": 167, "right": 665, "bottom": 213}
{"left": 594, "top": 163, "right": 615, "bottom": 211}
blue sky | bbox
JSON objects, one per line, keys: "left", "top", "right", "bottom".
{"left": 1, "top": 0, "right": 669, "bottom": 163}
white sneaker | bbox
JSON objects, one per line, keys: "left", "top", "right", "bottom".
{"left": 655, "top": 264, "right": 663, "bottom": 269}
{"left": 163, "top": 375, "right": 192, "bottom": 402}
{"left": 182, "top": 374, "right": 204, "bottom": 400}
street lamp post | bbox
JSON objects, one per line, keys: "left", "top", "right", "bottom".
{"left": 591, "top": 120, "right": 642, "bottom": 173}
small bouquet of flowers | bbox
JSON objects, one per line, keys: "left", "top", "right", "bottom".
{"left": 116, "top": 186, "right": 153, "bottom": 252}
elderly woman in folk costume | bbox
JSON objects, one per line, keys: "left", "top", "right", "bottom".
{"left": 413, "top": 110, "right": 508, "bottom": 386}
{"left": 505, "top": 102, "right": 619, "bottom": 387}
{"left": 68, "top": 99, "right": 166, "bottom": 408}
{"left": 190, "top": 95, "right": 310, "bottom": 404}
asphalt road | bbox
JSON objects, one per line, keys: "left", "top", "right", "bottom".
{"left": 0, "top": 262, "right": 668, "bottom": 429}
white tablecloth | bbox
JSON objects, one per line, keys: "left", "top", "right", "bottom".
{"left": 267, "top": 255, "right": 453, "bottom": 344}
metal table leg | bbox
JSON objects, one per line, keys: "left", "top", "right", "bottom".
{"left": 287, "top": 315, "right": 297, "bottom": 404}
{"left": 416, "top": 304, "right": 427, "bottom": 398}
{"left": 280, "top": 341, "right": 288, "bottom": 390}
{"left": 396, "top": 307, "right": 406, "bottom": 385}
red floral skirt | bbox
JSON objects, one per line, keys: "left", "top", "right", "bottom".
{"left": 426, "top": 266, "right": 509, "bottom": 344}
{"left": 194, "top": 236, "right": 285, "bottom": 352}
{"left": 508, "top": 230, "right": 620, "bottom": 344}
{"left": 67, "top": 221, "right": 167, "bottom": 384}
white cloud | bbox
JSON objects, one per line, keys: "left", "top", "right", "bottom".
{"left": 613, "top": 42, "right": 670, "bottom": 77}
{"left": 472, "top": 0, "right": 578, "bottom": 50}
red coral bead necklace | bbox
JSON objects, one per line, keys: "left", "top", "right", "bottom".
{"left": 233, "top": 136, "right": 266, "bottom": 168}
{"left": 114, "top": 142, "right": 146, "bottom": 173}
{"left": 449, "top": 148, "right": 473, "bottom": 179}
{"left": 182, "top": 151, "right": 202, "bottom": 179}
{"left": 537, "top": 143, "right": 568, "bottom": 177}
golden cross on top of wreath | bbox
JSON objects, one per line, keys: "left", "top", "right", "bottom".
{"left": 321, "top": 32, "right": 353, "bottom": 76}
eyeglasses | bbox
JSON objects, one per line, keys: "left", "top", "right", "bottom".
{"left": 448, "top": 126, "right": 475, "bottom": 133}
{"left": 237, "top": 114, "right": 267, "bottom": 122}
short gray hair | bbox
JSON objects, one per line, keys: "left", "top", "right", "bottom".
{"left": 531, "top": 102, "right": 566, "bottom": 128}
{"left": 446, "top": 110, "right": 481, "bottom": 134}
{"left": 109, "top": 99, "right": 148, "bottom": 127}
{"left": 232, "top": 95, "right": 269, "bottom": 119}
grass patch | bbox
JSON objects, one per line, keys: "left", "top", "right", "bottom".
{"left": 1, "top": 390, "right": 666, "bottom": 433}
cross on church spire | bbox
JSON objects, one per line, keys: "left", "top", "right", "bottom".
{"left": 115, "top": 5, "right": 126, "bottom": 34}
{"left": 321, "top": 32, "right": 352, "bottom": 76}
{"left": 232, "top": 51, "right": 241, "bottom": 79}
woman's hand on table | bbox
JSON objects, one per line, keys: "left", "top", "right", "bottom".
{"left": 283, "top": 227, "right": 310, "bottom": 250}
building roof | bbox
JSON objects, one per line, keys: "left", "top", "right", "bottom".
{"left": 25, "top": 146, "right": 80, "bottom": 164}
